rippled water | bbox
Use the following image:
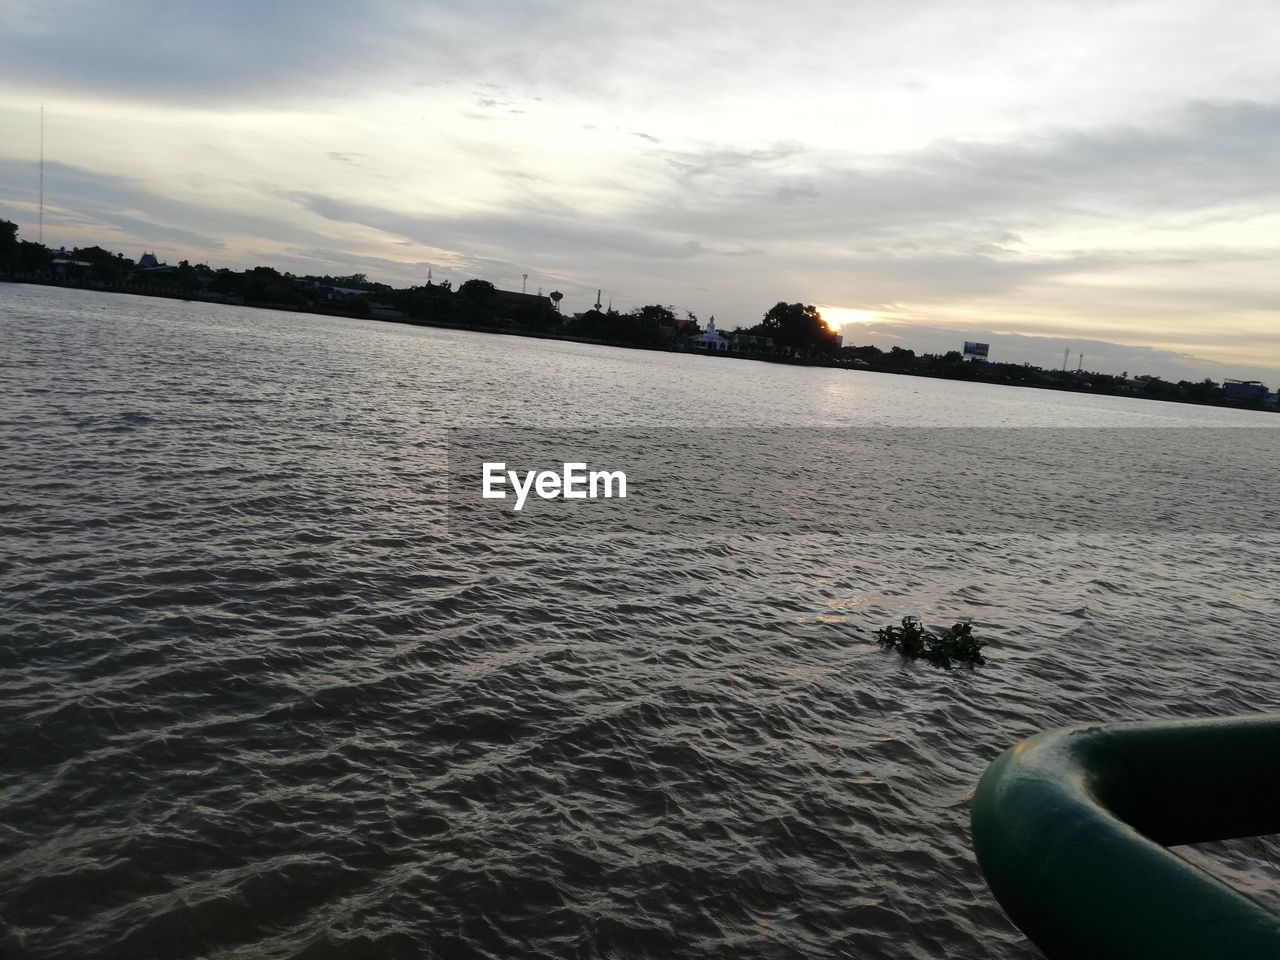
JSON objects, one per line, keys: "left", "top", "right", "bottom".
{"left": 2, "top": 285, "right": 1278, "bottom": 959}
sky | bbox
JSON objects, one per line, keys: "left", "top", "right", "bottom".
{"left": 1, "top": 0, "right": 1278, "bottom": 381}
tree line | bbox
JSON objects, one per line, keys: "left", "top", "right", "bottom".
{"left": 1, "top": 220, "right": 1270, "bottom": 409}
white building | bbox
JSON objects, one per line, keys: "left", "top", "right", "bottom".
{"left": 690, "top": 315, "right": 732, "bottom": 352}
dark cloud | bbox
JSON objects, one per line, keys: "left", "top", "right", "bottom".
{"left": 596, "top": 100, "right": 1280, "bottom": 314}
{"left": 291, "top": 190, "right": 723, "bottom": 263}
{"left": 0, "top": 1, "right": 421, "bottom": 103}
{"left": 645, "top": 101, "right": 1280, "bottom": 249}
{"left": 0, "top": 1, "right": 1008, "bottom": 107}
{"left": 0, "top": 158, "right": 415, "bottom": 269}
{"left": 0, "top": 0, "right": 739, "bottom": 105}
{"left": 0, "top": 159, "right": 231, "bottom": 249}
{"left": 285, "top": 246, "right": 439, "bottom": 278}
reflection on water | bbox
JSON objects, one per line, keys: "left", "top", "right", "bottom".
{"left": 1, "top": 285, "right": 1278, "bottom": 959}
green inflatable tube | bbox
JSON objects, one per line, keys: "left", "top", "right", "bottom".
{"left": 971, "top": 715, "right": 1280, "bottom": 960}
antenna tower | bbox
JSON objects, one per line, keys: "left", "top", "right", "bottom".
{"left": 522, "top": 273, "right": 528, "bottom": 295}
{"left": 38, "top": 103, "right": 45, "bottom": 246}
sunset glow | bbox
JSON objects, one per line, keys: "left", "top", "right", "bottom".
{"left": 3, "top": 1, "right": 1280, "bottom": 379}
{"left": 817, "top": 306, "right": 880, "bottom": 330}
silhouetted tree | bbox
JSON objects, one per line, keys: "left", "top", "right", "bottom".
{"left": 0, "top": 219, "right": 49, "bottom": 273}
{"left": 241, "top": 266, "right": 305, "bottom": 306}
{"left": 459, "top": 278, "right": 496, "bottom": 299}
{"left": 617, "top": 304, "right": 675, "bottom": 345}
{"left": 16, "top": 239, "right": 50, "bottom": 274}
{"left": 759, "top": 302, "right": 837, "bottom": 353}
{"left": 401, "top": 283, "right": 455, "bottom": 321}
{"left": 0, "top": 219, "right": 17, "bottom": 270}
{"left": 632, "top": 304, "right": 677, "bottom": 326}
{"left": 1178, "top": 378, "right": 1221, "bottom": 402}
{"left": 210, "top": 268, "right": 241, "bottom": 296}
{"left": 458, "top": 278, "right": 497, "bottom": 323}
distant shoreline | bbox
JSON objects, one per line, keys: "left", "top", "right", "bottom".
{"left": 5, "top": 275, "right": 1276, "bottom": 416}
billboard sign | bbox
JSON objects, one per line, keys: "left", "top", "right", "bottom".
{"left": 963, "top": 341, "right": 990, "bottom": 359}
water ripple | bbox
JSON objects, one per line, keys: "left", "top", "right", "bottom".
{"left": 2, "top": 286, "right": 1278, "bottom": 959}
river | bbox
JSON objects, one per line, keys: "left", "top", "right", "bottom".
{"left": 2, "top": 284, "right": 1277, "bottom": 959}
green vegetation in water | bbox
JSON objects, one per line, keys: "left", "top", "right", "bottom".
{"left": 875, "top": 617, "right": 986, "bottom": 669}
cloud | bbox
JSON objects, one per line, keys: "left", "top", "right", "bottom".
{"left": 0, "top": 158, "right": 448, "bottom": 279}
{"left": 2, "top": 3, "right": 1279, "bottom": 372}
{"left": 285, "top": 245, "right": 455, "bottom": 279}
{"left": 290, "top": 190, "right": 723, "bottom": 263}
{"left": 664, "top": 141, "right": 809, "bottom": 186}
{"left": 594, "top": 100, "right": 1280, "bottom": 319}
{"left": 0, "top": 0, "right": 1276, "bottom": 179}
{"left": 0, "top": 1, "right": 419, "bottom": 104}
{"left": 646, "top": 101, "right": 1280, "bottom": 246}
{"left": 0, "top": 158, "right": 231, "bottom": 248}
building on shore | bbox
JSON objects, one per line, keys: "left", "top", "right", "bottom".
{"left": 50, "top": 255, "right": 92, "bottom": 279}
{"left": 1223, "top": 379, "right": 1268, "bottom": 403}
{"left": 690, "top": 315, "right": 732, "bottom": 351}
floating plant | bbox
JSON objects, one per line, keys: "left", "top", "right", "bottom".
{"left": 875, "top": 616, "right": 986, "bottom": 669}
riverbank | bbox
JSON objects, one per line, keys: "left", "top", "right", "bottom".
{"left": 4, "top": 274, "right": 1275, "bottom": 414}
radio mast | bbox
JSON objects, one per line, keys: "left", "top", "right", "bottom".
{"left": 38, "top": 104, "right": 44, "bottom": 246}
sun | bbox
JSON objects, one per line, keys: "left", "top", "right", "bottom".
{"left": 816, "top": 306, "right": 878, "bottom": 330}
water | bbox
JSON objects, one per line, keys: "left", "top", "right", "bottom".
{"left": 2, "top": 284, "right": 1278, "bottom": 959}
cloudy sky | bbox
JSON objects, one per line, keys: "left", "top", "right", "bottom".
{"left": 2, "top": 0, "right": 1278, "bottom": 379}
